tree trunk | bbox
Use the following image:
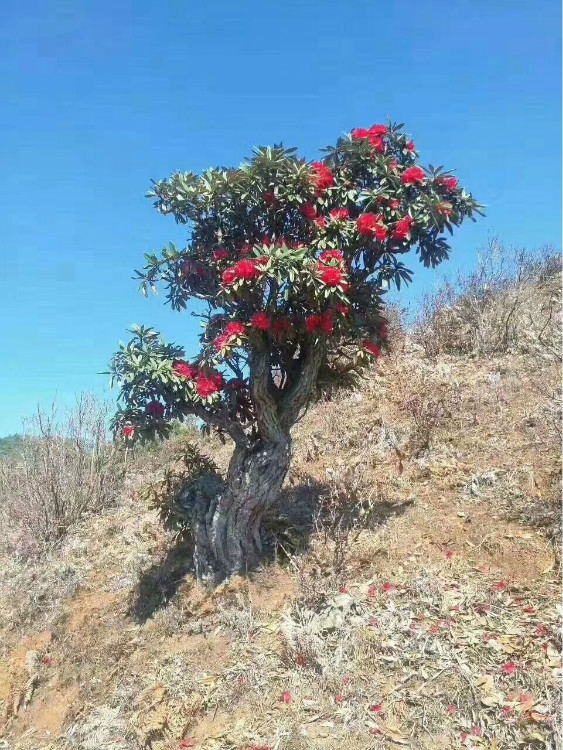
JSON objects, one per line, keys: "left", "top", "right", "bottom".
{"left": 185, "top": 435, "right": 291, "bottom": 583}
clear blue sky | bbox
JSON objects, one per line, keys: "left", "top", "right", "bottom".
{"left": 1, "top": 0, "right": 561, "bottom": 436}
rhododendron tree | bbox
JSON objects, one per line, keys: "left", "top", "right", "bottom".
{"left": 109, "top": 122, "right": 482, "bottom": 582}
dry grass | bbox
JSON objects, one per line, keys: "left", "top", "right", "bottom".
{"left": 0, "top": 394, "right": 124, "bottom": 558}
{"left": 0, "top": 262, "right": 560, "bottom": 750}
{"left": 414, "top": 239, "right": 561, "bottom": 359}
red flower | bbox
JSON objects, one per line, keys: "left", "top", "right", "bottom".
{"left": 146, "top": 401, "right": 165, "bottom": 418}
{"left": 374, "top": 223, "right": 388, "bottom": 242}
{"left": 215, "top": 321, "right": 246, "bottom": 351}
{"left": 224, "top": 321, "right": 246, "bottom": 338}
{"left": 502, "top": 661, "right": 518, "bottom": 676}
{"left": 446, "top": 550, "right": 458, "bottom": 559}
{"left": 180, "top": 740, "right": 196, "bottom": 749}
{"left": 311, "top": 162, "right": 335, "bottom": 193}
{"left": 494, "top": 581, "right": 508, "bottom": 592}
{"left": 352, "top": 124, "right": 388, "bottom": 148}
{"left": 295, "top": 653, "right": 307, "bottom": 666}
{"left": 264, "top": 192, "right": 276, "bottom": 205}
{"left": 537, "top": 625, "right": 549, "bottom": 637}
{"left": 196, "top": 372, "right": 224, "bottom": 399}
{"left": 319, "top": 265, "right": 345, "bottom": 287}
{"left": 320, "top": 311, "right": 334, "bottom": 335}
{"left": 174, "top": 361, "right": 197, "bottom": 380}
{"left": 393, "top": 216, "right": 415, "bottom": 241}
{"left": 334, "top": 695, "right": 345, "bottom": 704}
{"left": 357, "top": 213, "right": 387, "bottom": 240}
{"left": 319, "top": 249, "right": 344, "bottom": 264}
{"left": 279, "top": 690, "right": 294, "bottom": 704}
{"left": 439, "top": 175, "right": 459, "bottom": 191}
{"left": 382, "top": 582, "right": 396, "bottom": 593}
{"left": 213, "top": 249, "right": 230, "bottom": 261}
{"left": 502, "top": 706, "right": 514, "bottom": 717}
{"left": 363, "top": 340, "right": 381, "bottom": 358}
{"left": 330, "top": 208, "right": 350, "bottom": 221}
{"left": 390, "top": 199, "right": 400, "bottom": 210}
{"left": 273, "top": 319, "right": 291, "bottom": 337}
{"left": 370, "top": 704, "right": 383, "bottom": 713}
{"left": 351, "top": 127, "right": 371, "bottom": 140}
{"left": 301, "top": 202, "right": 318, "bottom": 219}
{"left": 447, "top": 704, "right": 457, "bottom": 715}
{"left": 368, "top": 586, "right": 378, "bottom": 598}
{"left": 262, "top": 235, "right": 272, "bottom": 247}
{"left": 335, "top": 303, "right": 351, "bottom": 316}
{"left": 251, "top": 312, "right": 271, "bottom": 331}
{"left": 306, "top": 314, "right": 322, "bottom": 334}
{"left": 390, "top": 160, "right": 399, "bottom": 171}
{"left": 314, "top": 216, "right": 327, "bottom": 229}
{"left": 234, "top": 259, "right": 262, "bottom": 281}
{"left": 406, "top": 141, "right": 416, "bottom": 152}
{"left": 401, "top": 166, "right": 426, "bottom": 185}
{"left": 369, "top": 135, "right": 385, "bottom": 153}
{"left": 240, "top": 244, "right": 254, "bottom": 256}
{"left": 214, "top": 334, "right": 229, "bottom": 351}
{"left": 222, "top": 267, "right": 237, "bottom": 286}
{"left": 123, "top": 425, "right": 135, "bottom": 439}
{"left": 523, "top": 606, "right": 537, "bottom": 615}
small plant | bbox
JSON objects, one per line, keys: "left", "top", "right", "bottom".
{"left": 0, "top": 394, "right": 123, "bottom": 556}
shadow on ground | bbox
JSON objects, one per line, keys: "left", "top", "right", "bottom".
{"left": 128, "top": 473, "right": 415, "bottom": 623}
{"left": 127, "top": 538, "right": 194, "bottom": 624}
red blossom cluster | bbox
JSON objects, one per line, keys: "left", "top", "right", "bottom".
{"left": 393, "top": 216, "right": 415, "bottom": 241}
{"left": 222, "top": 259, "right": 267, "bottom": 285}
{"left": 213, "top": 249, "right": 230, "bottom": 261}
{"left": 401, "top": 166, "right": 426, "bottom": 185}
{"left": 300, "top": 202, "right": 318, "bottom": 219}
{"left": 214, "top": 321, "right": 246, "bottom": 351}
{"left": 363, "top": 340, "right": 381, "bottom": 358}
{"left": 251, "top": 312, "right": 271, "bottom": 331}
{"left": 357, "top": 213, "right": 388, "bottom": 241}
{"left": 122, "top": 425, "right": 135, "bottom": 439}
{"left": 438, "top": 175, "right": 459, "bottom": 191}
{"left": 196, "top": 371, "right": 225, "bottom": 398}
{"left": 319, "top": 249, "right": 344, "bottom": 264}
{"left": 306, "top": 311, "right": 335, "bottom": 335}
{"left": 318, "top": 264, "right": 346, "bottom": 287}
{"left": 351, "top": 123, "right": 389, "bottom": 153}
{"left": 174, "top": 361, "right": 197, "bottom": 379}
{"left": 311, "top": 162, "right": 335, "bottom": 193}
{"left": 330, "top": 208, "right": 350, "bottom": 221}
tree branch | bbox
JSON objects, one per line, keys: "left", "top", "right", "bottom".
{"left": 189, "top": 404, "right": 247, "bottom": 447}
{"left": 279, "top": 341, "right": 325, "bottom": 430}
{"left": 249, "top": 348, "right": 286, "bottom": 442}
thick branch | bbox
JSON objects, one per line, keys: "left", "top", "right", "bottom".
{"left": 189, "top": 404, "right": 247, "bottom": 447}
{"left": 279, "top": 341, "right": 325, "bottom": 430}
{"left": 249, "top": 348, "right": 286, "bottom": 442}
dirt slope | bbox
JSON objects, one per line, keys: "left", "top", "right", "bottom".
{"left": 0, "top": 308, "right": 560, "bottom": 749}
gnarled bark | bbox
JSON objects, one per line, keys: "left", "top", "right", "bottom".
{"left": 182, "top": 435, "right": 291, "bottom": 583}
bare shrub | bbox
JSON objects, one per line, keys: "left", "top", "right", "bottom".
{"left": 0, "top": 394, "right": 124, "bottom": 556}
{"left": 415, "top": 239, "right": 561, "bottom": 358}
{"left": 314, "top": 466, "right": 381, "bottom": 581}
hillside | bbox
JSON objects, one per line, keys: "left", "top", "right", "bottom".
{"left": 0, "top": 264, "right": 561, "bottom": 750}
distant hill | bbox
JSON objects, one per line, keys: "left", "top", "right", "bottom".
{"left": 0, "top": 434, "right": 23, "bottom": 459}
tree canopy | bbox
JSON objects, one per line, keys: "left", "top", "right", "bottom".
{"left": 110, "top": 122, "right": 483, "bottom": 444}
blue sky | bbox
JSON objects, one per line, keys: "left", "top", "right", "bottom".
{"left": 1, "top": 0, "right": 561, "bottom": 436}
